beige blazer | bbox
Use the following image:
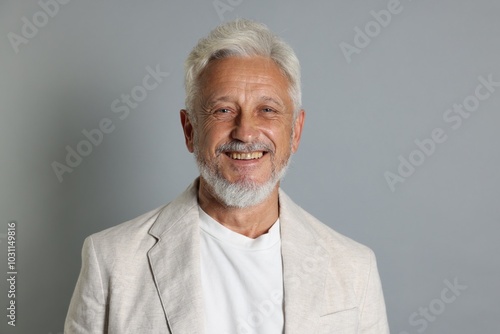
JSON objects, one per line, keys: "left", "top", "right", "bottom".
{"left": 65, "top": 180, "right": 389, "bottom": 333}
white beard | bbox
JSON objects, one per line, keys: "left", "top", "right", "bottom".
{"left": 193, "top": 139, "right": 291, "bottom": 208}
{"left": 197, "top": 156, "right": 289, "bottom": 208}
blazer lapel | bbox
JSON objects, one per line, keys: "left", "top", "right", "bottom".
{"left": 279, "top": 190, "right": 331, "bottom": 334}
{"left": 145, "top": 182, "right": 333, "bottom": 334}
{"left": 147, "top": 181, "right": 205, "bottom": 334}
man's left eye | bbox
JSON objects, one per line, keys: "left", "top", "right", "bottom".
{"left": 262, "top": 108, "right": 274, "bottom": 113}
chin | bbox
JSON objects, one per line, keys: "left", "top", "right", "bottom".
{"left": 228, "top": 175, "right": 270, "bottom": 187}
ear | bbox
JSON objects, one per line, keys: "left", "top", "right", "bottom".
{"left": 180, "top": 109, "right": 195, "bottom": 153}
{"left": 291, "top": 109, "right": 305, "bottom": 153}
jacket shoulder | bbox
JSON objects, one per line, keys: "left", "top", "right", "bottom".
{"left": 279, "top": 189, "right": 374, "bottom": 263}
{"left": 86, "top": 180, "right": 199, "bottom": 253}
{"left": 89, "top": 205, "right": 164, "bottom": 244}
{"left": 303, "top": 206, "right": 373, "bottom": 258}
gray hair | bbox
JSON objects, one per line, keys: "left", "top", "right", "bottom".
{"left": 184, "top": 19, "right": 301, "bottom": 123}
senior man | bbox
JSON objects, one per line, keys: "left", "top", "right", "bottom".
{"left": 65, "top": 19, "right": 389, "bottom": 334}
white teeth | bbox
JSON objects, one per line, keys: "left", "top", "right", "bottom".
{"left": 229, "top": 152, "right": 264, "bottom": 160}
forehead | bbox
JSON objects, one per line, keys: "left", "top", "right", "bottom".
{"left": 198, "top": 56, "right": 292, "bottom": 105}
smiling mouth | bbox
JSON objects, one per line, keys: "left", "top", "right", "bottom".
{"left": 225, "top": 151, "right": 265, "bottom": 160}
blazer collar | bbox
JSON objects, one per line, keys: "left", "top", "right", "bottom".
{"left": 146, "top": 180, "right": 331, "bottom": 334}
{"left": 279, "top": 189, "right": 330, "bottom": 333}
{"left": 147, "top": 179, "right": 205, "bottom": 334}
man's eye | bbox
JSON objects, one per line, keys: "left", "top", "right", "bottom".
{"left": 262, "top": 108, "right": 274, "bottom": 113}
{"left": 216, "top": 108, "right": 231, "bottom": 113}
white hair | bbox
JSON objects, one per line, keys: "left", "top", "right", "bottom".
{"left": 184, "top": 19, "right": 302, "bottom": 123}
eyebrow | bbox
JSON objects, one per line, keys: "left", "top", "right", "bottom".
{"left": 205, "top": 95, "right": 285, "bottom": 109}
{"left": 259, "top": 96, "right": 285, "bottom": 109}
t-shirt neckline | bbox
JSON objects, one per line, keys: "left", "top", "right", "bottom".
{"left": 198, "top": 206, "right": 280, "bottom": 251}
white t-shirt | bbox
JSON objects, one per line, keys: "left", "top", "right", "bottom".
{"left": 199, "top": 207, "right": 284, "bottom": 334}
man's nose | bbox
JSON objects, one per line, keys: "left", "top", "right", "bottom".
{"left": 231, "top": 112, "right": 259, "bottom": 143}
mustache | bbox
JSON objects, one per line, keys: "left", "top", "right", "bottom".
{"left": 216, "top": 141, "right": 274, "bottom": 154}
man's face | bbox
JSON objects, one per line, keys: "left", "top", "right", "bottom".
{"left": 181, "top": 56, "right": 304, "bottom": 207}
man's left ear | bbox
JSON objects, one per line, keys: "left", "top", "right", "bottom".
{"left": 291, "top": 109, "right": 305, "bottom": 153}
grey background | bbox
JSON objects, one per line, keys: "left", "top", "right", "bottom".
{"left": 1, "top": 0, "right": 499, "bottom": 333}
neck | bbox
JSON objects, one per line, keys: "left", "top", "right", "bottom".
{"left": 197, "top": 177, "right": 280, "bottom": 239}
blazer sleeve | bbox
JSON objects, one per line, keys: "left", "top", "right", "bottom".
{"left": 358, "top": 250, "right": 390, "bottom": 333}
{"left": 65, "top": 236, "right": 108, "bottom": 334}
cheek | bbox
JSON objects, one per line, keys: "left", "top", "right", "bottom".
{"left": 197, "top": 125, "right": 226, "bottom": 153}
{"left": 267, "top": 125, "right": 294, "bottom": 150}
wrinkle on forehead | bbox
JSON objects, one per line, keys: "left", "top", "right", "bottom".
{"left": 197, "top": 56, "right": 293, "bottom": 112}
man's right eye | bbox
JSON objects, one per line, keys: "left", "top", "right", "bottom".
{"left": 216, "top": 108, "right": 231, "bottom": 113}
